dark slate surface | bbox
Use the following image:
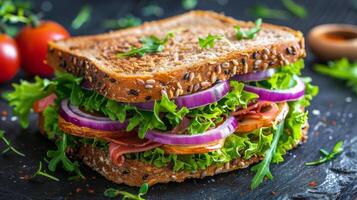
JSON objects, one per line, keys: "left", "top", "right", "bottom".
{"left": 0, "top": 0, "right": 356, "bottom": 199}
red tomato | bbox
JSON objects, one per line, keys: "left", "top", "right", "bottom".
{"left": 0, "top": 34, "right": 20, "bottom": 83}
{"left": 16, "top": 21, "right": 69, "bottom": 77}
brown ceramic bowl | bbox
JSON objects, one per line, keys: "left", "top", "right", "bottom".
{"left": 307, "top": 24, "right": 357, "bottom": 60}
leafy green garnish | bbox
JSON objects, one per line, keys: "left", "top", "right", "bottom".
{"left": 250, "top": 120, "right": 284, "bottom": 190}
{"left": 182, "top": 0, "right": 198, "bottom": 10}
{"left": 117, "top": 32, "right": 174, "bottom": 58}
{"left": 103, "top": 15, "right": 141, "bottom": 30}
{"left": 198, "top": 34, "right": 223, "bottom": 49}
{"left": 31, "top": 161, "right": 60, "bottom": 181}
{"left": 0, "top": 130, "right": 25, "bottom": 157}
{"left": 234, "top": 18, "right": 262, "bottom": 40}
{"left": 0, "top": 0, "right": 31, "bottom": 24}
{"left": 142, "top": 4, "right": 164, "bottom": 17}
{"left": 248, "top": 5, "right": 289, "bottom": 20}
{"left": 315, "top": 58, "right": 357, "bottom": 94}
{"left": 282, "top": 0, "right": 307, "bottom": 18}
{"left": 71, "top": 5, "right": 91, "bottom": 30}
{"left": 46, "top": 134, "right": 85, "bottom": 179}
{"left": 305, "top": 141, "right": 344, "bottom": 166}
{"left": 104, "top": 183, "right": 149, "bottom": 199}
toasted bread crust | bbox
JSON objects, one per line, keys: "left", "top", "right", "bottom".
{"left": 47, "top": 10, "right": 305, "bottom": 103}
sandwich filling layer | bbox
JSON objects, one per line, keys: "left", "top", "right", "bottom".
{"left": 5, "top": 60, "right": 317, "bottom": 187}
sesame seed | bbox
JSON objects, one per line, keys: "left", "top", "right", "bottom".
{"left": 211, "top": 73, "right": 217, "bottom": 83}
{"left": 224, "top": 162, "right": 230, "bottom": 169}
{"left": 146, "top": 79, "right": 155, "bottom": 85}
{"left": 177, "top": 82, "right": 182, "bottom": 89}
{"left": 197, "top": 74, "right": 202, "bottom": 82}
{"left": 221, "top": 62, "right": 230, "bottom": 68}
{"left": 232, "top": 60, "right": 239, "bottom": 66}
{"left": 252, "top": 52, "right": 259, "bottom": 59}
{"left": 263, "top": 48, "right": 270, "bottom": 55}
{"left": 189, "top": 72, "right": 195, "bottom": 81}
{"left": 201, "top": 81, "right": 210, "bottom": 88}
{"left": 271, "top": 49, "right": 277, "bottom": 55}
{"left": 193, "top": 84, "right": 200, "bottom": 92}
{"left": 232, "top": 65, "right": 237, "bottom": 74}
{"left": 171, "top": 175, "right": 177, "bottom": 180}
{"left": 175, "top": 88, "right": 182, "bottom": 97}
{"left": 243, "top": 62, "right": 248, "bottom": 73}
{"left": 254, "top": 60, "right": 262, "bottom": 66}
{"left": 168, "top": 89, "right": 174, "bottom": 98}
{"left": 215, "top": 167, "right": 223, "bottom": 174}
{"left": 286, "top": 47, "right": 293, "bottom": 55}
{"left": 216, "top": 65, "right": 222, "bottom": 74}
{"left": 278, "top": 54, "right": 284, "bottom": 60}
{"left": 283, "top": 59, "right": 289, "bottom": 65}
{"left": 137, "top": 79, "right": 145, "bottom": 85}
{"left": 145, "top": 84, "right": 153, "bottom": 89}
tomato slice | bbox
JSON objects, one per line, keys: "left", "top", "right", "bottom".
{"left": 33, "top": 93, "right": 57, "bottom": 112}
{"left": 235, "top": 102, "right": 289, "bottom": 134}
{"left": 162, "top": 139, "right": 225, "bottom": 154}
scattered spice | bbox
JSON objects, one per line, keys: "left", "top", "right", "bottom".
{"left": 308, "top": 181, "right": 317, "bottom": 187}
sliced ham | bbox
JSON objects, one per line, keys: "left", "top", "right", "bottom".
{"left": 33, "top": 93, "right": 57, "bottom": 112}
{"left": 109, "top": 142, "right": 161, "bottom": 166}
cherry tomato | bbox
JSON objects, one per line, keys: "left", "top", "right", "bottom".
{"left": 16, "top": 21, "right": 69, "bottom": 77}
{"left": 0, "top": 34, "right": 20, "bottom": 83}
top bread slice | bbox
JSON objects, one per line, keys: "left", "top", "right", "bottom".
{"left": 47, "top": 10, "right": 305, "bottom": 103}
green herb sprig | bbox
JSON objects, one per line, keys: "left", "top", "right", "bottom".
{"left": 71, "top": 5, "right": 92, "bottom": 30}
{"left": 248, "top": 5, "right": 289, "bottom": 20}
{"left": 31, "top": 161, "right": 59, "bottom": 181}
{"left": 305, "top": 141, "right": 344, "bottom": 166}
{"left": 314, "top": 58, "right": 357, "bottom": 94}
{"left": 46, "top": 134, "right": 85, "bottom": 179}
{"left": 103, "top": 15, "right": 141, "bottom": 30}
{"left": 198, "top": 34, "right": 223, "bottom": 49}
{"left": 282, "top": 0, "right": 307, "bottom": 18}
{"left": 182, "top": 0, "right": 198, "bottom": 10}
{"left": 250, "top": 120, "right": 284, "bottom": 189}
{"left": 235, "top": 18, "right": 262, "bottom": 40}
{"left": 104, "top": 183, "right": 149, "bottom": 200}
{"left": 117, "top": 32, "right": 174, "bottom": 58}
{"left": 0, "top": 130, "right": 25, "bottom": 157}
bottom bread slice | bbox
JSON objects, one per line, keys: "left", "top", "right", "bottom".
{"left": 77, "top": 125, "right": 308, "bottom": 187}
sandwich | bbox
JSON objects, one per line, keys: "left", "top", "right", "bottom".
{"left": 4, "top": 11, "right": 318, "bottom": 188}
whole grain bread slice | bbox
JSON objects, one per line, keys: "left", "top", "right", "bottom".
{"left": 47, "top": 10, "right": 305, "bottom": 103}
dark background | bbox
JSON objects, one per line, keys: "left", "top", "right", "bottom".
{"left": 0, "top": 0, "right": 357, "bottom": 199}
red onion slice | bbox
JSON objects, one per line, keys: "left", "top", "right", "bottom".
{"left": 244, "top": 76, "right": 305, "bottom": 102}
{"left": 144, "top": 116, "right": 238, "bottom": 145}
{"left": 133, "top": 81, "right": 230, "bottom": 111}
{"left": 59, "top": 99, "right": 127, "bottom": 131}
{"left": 232, "top": 68, "right": 276, "bottom": 82}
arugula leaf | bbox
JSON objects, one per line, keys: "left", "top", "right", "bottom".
{"left": 248, "top": 5, "right": 289, "bottom": 20}
{"left": 46, "top": 134, "right": 84, "bottom": 179}
{"left": 234, "top": 18, "right": 262, "bottom": 40}
{"left": 103, "top": 15, "right": 141, "bottom": 30}
{"left": 71, "top": 5, "right": 91, "bottom": 30}
{"left": 250, "top": 120, "right": 284, "bottom": 190}
{"left": 0, "top": 0, "right": 31, "bottom": 24}
{"left": 0, "top": 130, "right": 25, "bottom": 157}
{"left": 198, "top": 34, "right": 223, "bottom": 49}
{"left": 31, "top": 161, "right": 60, "bottom": 181}
{"left": 182, "top": 0, "right": 198, "bottom": 10}
{"left": 104, "top": 183, "right": 149, "bottom": 199}
{"left": 315, "top": 58, "right": 357, "bottom": 94}
{"left": 305, "top": 141, "right": 344, "bottom": 166}
{"left": 117, "top": 32, "right": 174, "bottom": 58}
{"left": 282, "top": 0, "right": 307, "bottom": 18}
